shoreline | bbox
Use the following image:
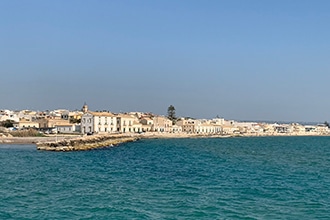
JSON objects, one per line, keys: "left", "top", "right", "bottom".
{"left": 36, "top": 134, "right": 139, "bottom": 151}
{"left": 0, "top": 135, "right": 77, "bottom": 145}
{"left": 1, "top": 132, "right": 329, "bottom": 145}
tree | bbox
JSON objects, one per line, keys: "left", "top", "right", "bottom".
{"left": 0, "top": 120, "right": 14, "bottom": 128}
{"left": 167, "top": 105, "right": 176, "bottom": 124}
{"left": 70, "top": 117, "right": 81, "bottom": 124}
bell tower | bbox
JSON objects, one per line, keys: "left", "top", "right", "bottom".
{"left": 82, "top": 102, "right": 88, "bottom": 113}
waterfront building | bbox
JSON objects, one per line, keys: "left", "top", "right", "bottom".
{"left": 152, "top": 116, "right": 172, "bottom": 132}
{"left": 273, "top": 124, "right": 291, "bottom": 134}
{"left": 288, "top": 123, "right": 306, "bottom": 135}
{"left": 316, "top": 124, "right": 329, "bottom": 134}
{"left": 221, "top": 124, "right": 239, "bottom": 135}
{"left": 177, "top": 118, "right": 196, "bottom": 134}
{"left": 13, "top": 119, "right": 40, "bottom": 129}
{"left": 171, "top": 125, "right": 182, "bottom": 133}
{"left": 116, "top": 114, "right": 140, "bottom": 133}
{"left": 81, "top": 111, "right": 117, "bottom": 134}
{"left": 56, "top": 124, "right": 81, "bottom": 133}
{"left": 140, "top": 117, "right": 153, "bottom": 126}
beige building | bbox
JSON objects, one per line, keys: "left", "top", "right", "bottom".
{"left": 69, "top": 111, "right": 83, "bottom": 120}
{"left": 177, "top": 119, "right": 196, "bottom": 133}
{"left": 194, "top": 120, "right": 222, "bottom": 134}
{"left": 116, "top": 114, "right": 140, "bottom": 133}
{"left": 139, "top": 117, "right": 154, "bottom": 132}
{"left": 13, "top": 119, "right": 39, "bottom": 129}
{"left": 316, "top": 124, "right": 329, "bottom": 134}
{"left": 153, "top": 116, "right": 172, "bottom": 132}
{"left": 171, "top": 125, "right": 182, "bottom": 133}
{"left": 132, "top": 122, "right": 143, "bottom": 133}
{"left": 37, "top": 118, "right": 70, "bottom": 129}
{"left": 222, "top": 125, "right": 239, "bottom": 135}
{"left": 140, "top": 117, "right": 153, "bottom": 126}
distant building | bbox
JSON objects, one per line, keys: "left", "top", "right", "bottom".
{"left": 13, "top": 119, "right": 39, "bottom": 129}
{"left": 152, "top": 116, "right": 172, "bottom": 132}
{"left": 0, "top": 110, "right": 19, "bottom": 122}
{"left": 56, "top": 124, "right": 81, "bottom": 133}
{"left": 116, "top": 114, "right": 141, "bottom": 133}
{"left": 177, "top": 119, "right": 196, "bottom": 133}
{"left": 81, "top": 111, "right": 117, "bottom": 134}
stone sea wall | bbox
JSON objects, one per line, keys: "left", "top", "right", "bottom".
{"left": 36, "top": 134, "right": 139, "bottom": 151}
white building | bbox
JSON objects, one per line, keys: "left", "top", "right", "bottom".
{"left": 81, "top": 111, "right": 117, "bottom": 134}
{"left": 0, "top": 110, "right": 19, "bottom": 122}
{"left": 56, "top": 124, "right": 81, "bottom": 133}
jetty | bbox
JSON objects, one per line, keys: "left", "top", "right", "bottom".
{"left": 36, "top": 134, "right": 140, "bottom": 151}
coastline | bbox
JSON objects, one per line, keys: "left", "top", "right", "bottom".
{"left": 1, "top": 132, "right": 329, "bottom": 146}
{"left": 36, "top": 134, "right": 139, "bottom": 151}
{"left": 139, "top": 132, "right": 330, "bottom": 139}
{"left": 0, "top": 135, "right": 77, "bottom": 145}
{"left": 0, "top": 132, "right": 330, "bottom": 151}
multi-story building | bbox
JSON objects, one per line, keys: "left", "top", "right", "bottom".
{"left": 195, "top": 121, "right": 220, "bottom": 134}
{"left": 152, "top": 116, "right": 173, "bottom": 132}
{"left": 116, "top": 114, "right": 140, "bottom": 133}
{"left": 81, "top": 111, "right": 117, "bottom": 134}
{"left": 13, "top": 119, "right": 39, "bottom": 129}
{"left": 177, "top": 118, "right": 196, "bottom": 133}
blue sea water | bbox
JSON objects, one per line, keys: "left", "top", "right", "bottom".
{"left": 1, "top": 136, "right": 330, "bottom": 219}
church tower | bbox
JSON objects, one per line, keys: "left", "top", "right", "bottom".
{"left": 82, "top": 102, "right": 88, "bottom": 113}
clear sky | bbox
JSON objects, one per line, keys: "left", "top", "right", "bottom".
{"left": 1, "top": 0, "right": 330, "bottom": 122}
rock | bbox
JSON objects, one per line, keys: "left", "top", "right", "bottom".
{"left": 36, "top": 134, "right": 139, "bottom": 151}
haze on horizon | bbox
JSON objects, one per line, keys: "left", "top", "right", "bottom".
{"left": 1, "top": 0, "right": 330, "bottom": 122}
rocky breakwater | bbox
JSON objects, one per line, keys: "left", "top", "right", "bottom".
{"left": 36, "top": 134, "right": 140, "bottom": 151}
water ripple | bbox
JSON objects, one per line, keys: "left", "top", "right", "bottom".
{"left": 0, "top": 137, "right": 330, "bottom": 219}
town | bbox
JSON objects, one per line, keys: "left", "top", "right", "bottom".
{"left": 0, "top": 103, "right": 329, "bottom": 138}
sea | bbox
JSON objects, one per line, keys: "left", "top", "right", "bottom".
{"left": 0, "top": 136, "right": 329, "bottom": 219}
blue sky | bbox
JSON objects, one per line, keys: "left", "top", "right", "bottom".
{"left": 1, "top": 0, "right": 330, "bottom": 122}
